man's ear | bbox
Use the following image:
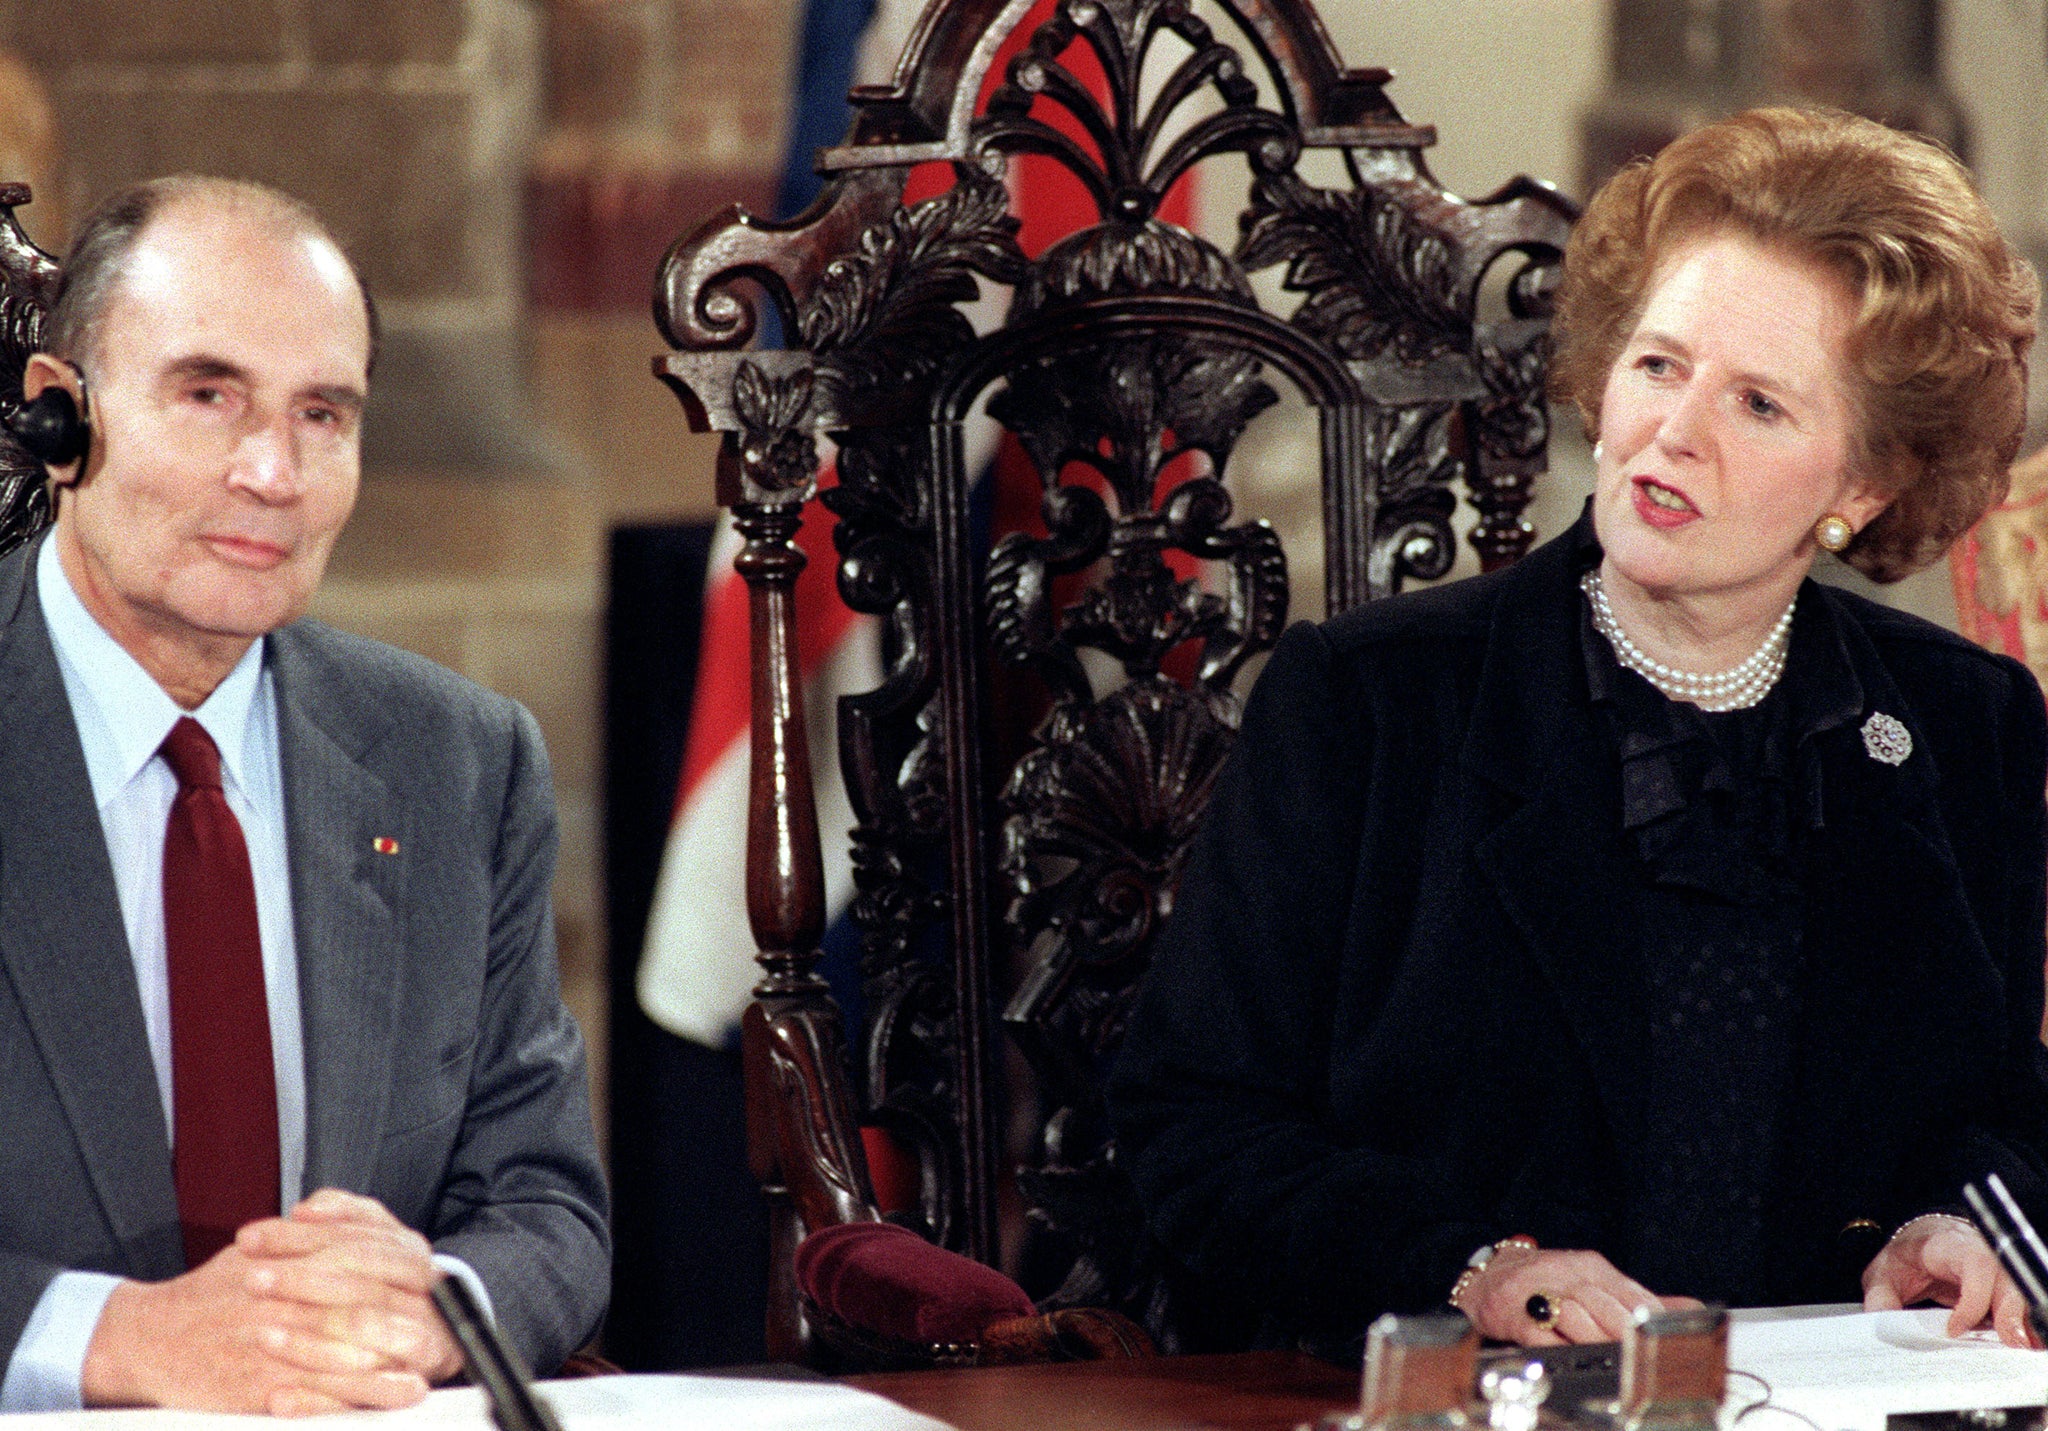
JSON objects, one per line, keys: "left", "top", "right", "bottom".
{"left": 12, "top": 353, "right": 91, "bottom": 482}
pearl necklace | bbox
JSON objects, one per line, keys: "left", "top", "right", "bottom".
{"left": 1580, "top": 569, "right": 1794, "bottom": 711}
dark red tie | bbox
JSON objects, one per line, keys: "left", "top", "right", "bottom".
{"left": 161, "top": 716, "right": 279, "bottom": 1266}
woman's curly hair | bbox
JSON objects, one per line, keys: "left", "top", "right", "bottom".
{"left": 1552, "top": 107, "right": 2037, "bottom": 583}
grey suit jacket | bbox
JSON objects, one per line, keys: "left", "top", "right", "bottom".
{"left": 0, "top": 536, "right": 610, "bottom": 1374}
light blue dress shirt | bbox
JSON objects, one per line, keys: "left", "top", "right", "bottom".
{"left": 3, "top": 541, "right": 482, "bottom": 1411}
{"left": 37, "top": 532, "right": 310, "bottom": 1234}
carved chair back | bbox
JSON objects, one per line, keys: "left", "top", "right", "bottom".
{"left": 652, "top": 0, "right": 1573, "bottom": 1362}
{"left": 0, "top": 185, "right": 62, "bottom": 561}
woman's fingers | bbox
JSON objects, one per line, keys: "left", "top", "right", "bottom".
{"left": 1943, "top": 1240, "right": 1997, "bottom": 1337}
{"left": 1990, "top": 1277, "right": 2035, "bottom": 1348}
{"left": 1860, "top": 1220, "right": 2036, "bottom": 1345}
{"left": 1605, "top": 1271, "right": 1666, "bottom": 1318}
{"left": 1573, "top": 1285, "right": 1650, "bottom": 1342}
{"left": 1552, "top": 1297, "right": 1610, "bottom": 1345}
{"left": 1478, "top": 1248, "right": 1667, "bottom": 1346}
{"left": 1861, "top": 1240, "right": 1921, "bottom": 1312}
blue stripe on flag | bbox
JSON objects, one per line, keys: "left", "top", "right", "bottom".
{"left": 778, "top": 0, "right": 880, "bottom": 221}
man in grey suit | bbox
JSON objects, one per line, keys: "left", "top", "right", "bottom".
{"left": 0, "top": 176, "right": 608, "bottom": 1412}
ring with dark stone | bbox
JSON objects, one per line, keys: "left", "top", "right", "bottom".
{"left": 1525, "top": 1292, "right": 1561, "bottom": 1328}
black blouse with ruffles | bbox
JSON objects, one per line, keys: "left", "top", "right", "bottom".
{"left": 1579, "top": 544, "right": 1868, "bottom": 1306}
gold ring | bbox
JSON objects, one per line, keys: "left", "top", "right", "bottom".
{"left": 1525, "top": 1292, "right": 1562, "bottom": 1329}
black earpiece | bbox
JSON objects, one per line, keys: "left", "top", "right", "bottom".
{"left": 6, "top": 369, "right": 90, "bottom": 472}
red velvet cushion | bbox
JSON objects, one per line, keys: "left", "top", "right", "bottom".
{"left": 794, "top": 1221, "right": 1034, "bottom": 1345}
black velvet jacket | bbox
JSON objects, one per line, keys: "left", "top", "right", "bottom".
{"left": 1107, "top": 517, "right": 2048, "bottom": 1350}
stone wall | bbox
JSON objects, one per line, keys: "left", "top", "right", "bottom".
{"left": 528, "top": 0, "right": 793, "bottom": 523}
{"left": 1, "top": 0, "right": 554, "bottom": 472}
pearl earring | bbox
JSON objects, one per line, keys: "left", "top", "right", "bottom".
{"left": 1814, "top": 514, "right": 1853, "bottom": 553}
{"left": 1593, "top": 440, "right": 1604, "bottom": 463}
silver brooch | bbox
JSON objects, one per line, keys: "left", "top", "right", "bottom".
{"left": 1862, "top": 711, "right": 1912, "bottom": 766}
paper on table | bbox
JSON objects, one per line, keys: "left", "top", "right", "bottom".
{"left": 0, "top": 1374, "right": 961, "bottom": 1431}
{"left": 1728, "top": 1307, "right": 2048, "bottom": 1431}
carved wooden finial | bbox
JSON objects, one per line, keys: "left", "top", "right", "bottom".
{"left": 0, "top": 175, "right": 62, "bottom": 563}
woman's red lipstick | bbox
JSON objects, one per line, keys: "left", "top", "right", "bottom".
{"left": 1632, "top": 477, "right": 1698, "bottom": 530}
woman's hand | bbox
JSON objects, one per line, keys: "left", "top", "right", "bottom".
{"left": 1458, "top": 1244, "right": 1699, "bottom": 1345}
{"left": 1863, "top": 1215, "right": 2038, "bottom": 1347}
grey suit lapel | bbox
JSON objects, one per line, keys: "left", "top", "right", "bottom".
{"left": 270, "top": 625, "right": 410, "bottom": 1196}
{"left": 0, "top": 540, "right": 182, "bottom": 1277}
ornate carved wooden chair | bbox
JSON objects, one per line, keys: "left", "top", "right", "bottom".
{"left": 652, "top": 0, "right": 1573, "bottom": 1369}
{"left": 0, "top": 184, "right": 61, "bottom": 562}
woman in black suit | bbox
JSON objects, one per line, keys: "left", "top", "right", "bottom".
{"left": 1109, "top": 107, "right": 2048, "bottom": 1351}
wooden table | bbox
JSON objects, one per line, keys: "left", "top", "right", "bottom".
{"left": 849, "top": 1351, "right": 1360, "bottom": 1431}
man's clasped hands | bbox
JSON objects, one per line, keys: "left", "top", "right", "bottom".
{"left": 81, "top": 1188, "right": 462, "bottom": 1415}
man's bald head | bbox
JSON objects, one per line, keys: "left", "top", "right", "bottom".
{"left": 45, "top": 176, "right": 376, "bottom": 374}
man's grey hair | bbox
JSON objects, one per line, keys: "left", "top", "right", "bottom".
{"left": 44, "top": 175, "right": 379, "bottom": 373}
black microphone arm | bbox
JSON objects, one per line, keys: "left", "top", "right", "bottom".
{"left": 429, "top": 1273, "right": 567, "bottom": 1431}
{"left": 1961, "top": 1173, "right": 2048, "bottom": 1345}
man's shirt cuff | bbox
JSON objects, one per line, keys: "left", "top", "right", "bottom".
{"left": 432, "top": 1254, "right": 495, "bottom": 1327}
{"left": 1, "top": 1271, "right": 122, "bottom": 1412}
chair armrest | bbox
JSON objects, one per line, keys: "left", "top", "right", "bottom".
{"left": 795, "top": 1222, "right": 1034, "bottom": 1346}
{"left": 744, "top": 994, "right": 884, "bottom": 1363}
{"left": 794, "top": 1223, "right": 1156, "bottom": 1368}
{"left": 744, "top": 998, "right": 881, "bottom": 1232}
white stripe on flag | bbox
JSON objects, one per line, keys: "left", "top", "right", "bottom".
{"left": 639, "top": 592, "right": 881, "bottom": 1045}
